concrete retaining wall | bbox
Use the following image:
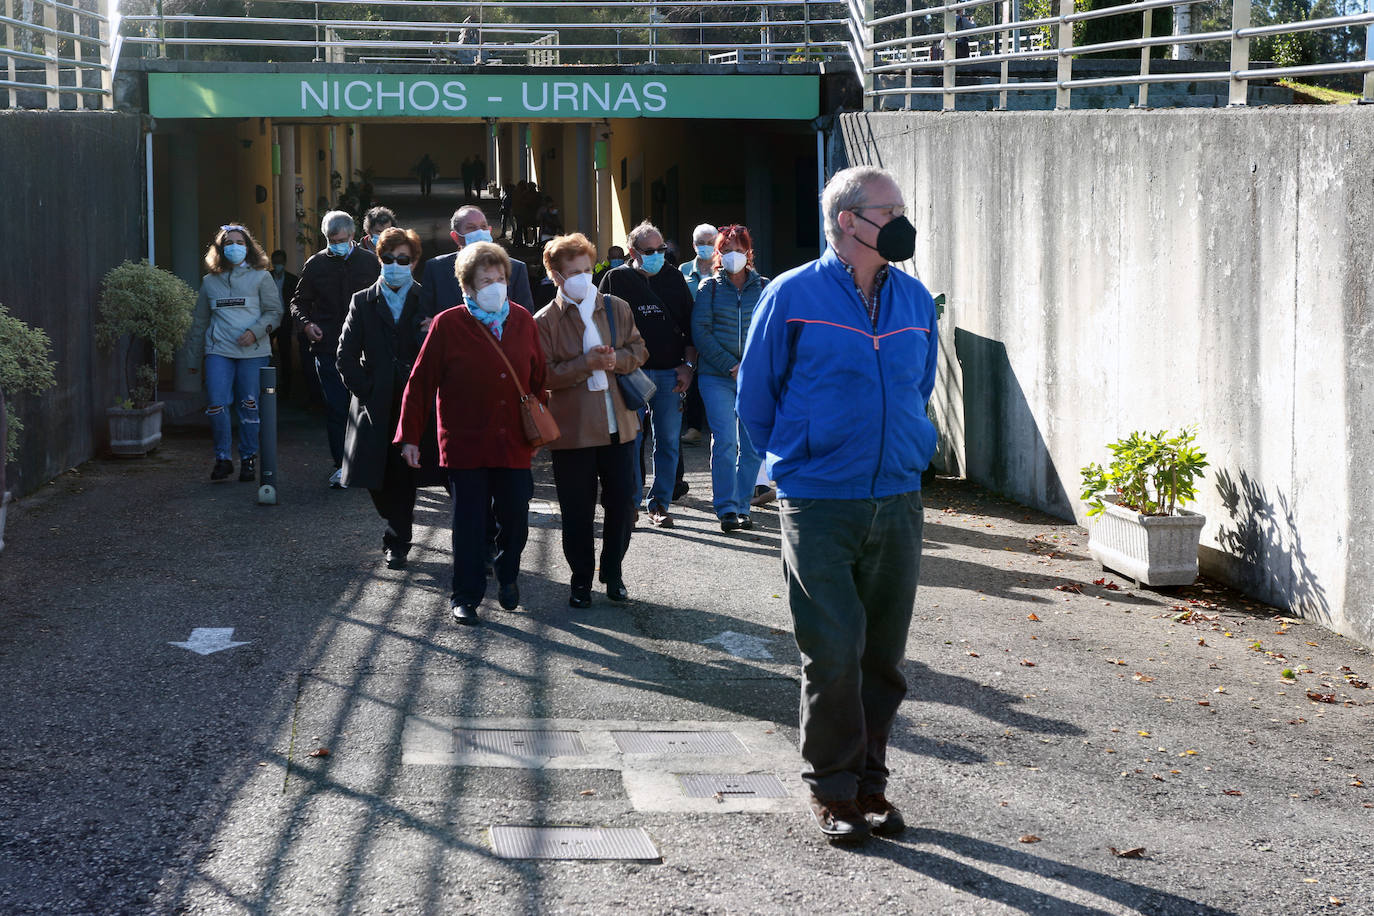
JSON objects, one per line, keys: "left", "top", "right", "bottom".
{"left": 0, "top": 111, "right": 145, "bottom": 496}
{"left": 832, "top": 107, "right": 1374, "bottom": 646}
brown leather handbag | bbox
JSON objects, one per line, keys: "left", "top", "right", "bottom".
{"left": 471, "top": 312, "right": 560, "bottom": 447}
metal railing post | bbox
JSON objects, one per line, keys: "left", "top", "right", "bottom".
{"left": 862, "top": 0, "right": 875, "bottom": 111}
{"left": 905, "top": 0, "right": 914, "bottom": 105}
{"left": 1363, "top": 4, "right": 1373, "bottom": 103}
{"left": 156, "top": 0, "right": 165, "bottom": 57}
{"left": 1139, "top": 7, "right": 1152, "bottom": 107}
{"left": 1055, "top": 0, "right": 1074, "bottom": 109}
{"left": 1228, "top": 0, "right": 1251, "bottom": 106}
{"left": 999, "top": 0, "right": 1011, "bottom": 109}
{"left": 42, "top": 0, "right": 58, "bottom": 108}
{"left": 4, "top": 0, "right": 16, "bottom": 101}
{"left": 943, "top": 8, "right": 956, "bottom": 110}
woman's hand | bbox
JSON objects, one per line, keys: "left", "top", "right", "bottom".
{"left": 593, "top": 345, "right": 616, "bottom": 372}
{"left": 237, "top": 329, "right": 257, "bottom": 347}
{"left": 419, "top": 316, "right": 433, "bottom": 335}
{"left": 400, "top": 444, "right": 421, "bottom": 468}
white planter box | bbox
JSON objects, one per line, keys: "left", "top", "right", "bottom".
{"left": 108, "top": 401, "right": 164, "bottom": 457}
{"left": 1088, "top": 494, "right": 1206, "bottom": 587}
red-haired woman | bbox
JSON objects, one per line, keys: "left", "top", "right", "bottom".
{"left": 689, "top": 224, "right": 769, "bottom": 531}
{"left": 187, "top": 223, "right": 283, "bottom": 482}
{"left": 336, "top": 226, "right": 444, "bottom": 570}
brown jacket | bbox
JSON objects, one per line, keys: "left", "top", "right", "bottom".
{"left": 534, "top": 293, "right": 648, "bottom": 451}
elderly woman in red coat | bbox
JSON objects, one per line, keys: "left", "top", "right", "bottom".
{"left": 395, "top": 241, "right": 548, "bottom": 626}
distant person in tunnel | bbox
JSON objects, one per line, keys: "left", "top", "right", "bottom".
{"left": 415, "top": 153, "right": 438, "bottom": 197}
{"left": 396, "top": 241, "right": 547, "bottom": 626}
{"left": 187, "top": 224, "right": 283, "bottom": 483}
{"left": 337, "top": 227, "right": 444, "bottom": 571}
{"left": 534, "top": 233, "right": 648, "bottom": 608}
{"left": 737, "top": 165, "right": 935, "bottom": 846}
{"left": 681, "top": 222, "right": 718, "bottom": 287}
{"left": 291, "top": 210, "right": 381, "bottom": 488}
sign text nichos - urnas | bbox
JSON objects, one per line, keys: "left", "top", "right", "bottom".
{"left": 300, "top": 78, "right": 670, "bottom": 114}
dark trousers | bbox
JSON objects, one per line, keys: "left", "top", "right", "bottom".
{"left": 314, "top": 352, "right": 349, "bottom": 466}
{"left": 271, "top": 326, "right": 293, "bottom": 400}
{"left": 683, "top": 372, "right": 704, "bottom": 431}
{"left": 551, "top": 436, "right": 636, "bottom": 589}
{"left": 779, "top": 490, "right": 924, "bottom": 800}
{"left": 368, "top": 444, "right": 418, "bottom": 551}
{"left": 448, "top": 467, "right": 533, "bottom": 605}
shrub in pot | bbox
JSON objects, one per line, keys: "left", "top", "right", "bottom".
{"left": 1080, "top": 428, "right": 1209, "bottom": 587}
{"left": 96, "top": 261, "right": 196, "bottom": 457}
{"left": 0, "top": 303, "right": 58, "bottom": 552}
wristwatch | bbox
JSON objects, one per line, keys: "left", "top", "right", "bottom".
{"left": 683, "top": 360, "right": 696, "bottom": 372}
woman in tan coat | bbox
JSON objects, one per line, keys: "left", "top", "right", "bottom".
{"left": 534, "top": 233, "right": 648, "bottom": 608}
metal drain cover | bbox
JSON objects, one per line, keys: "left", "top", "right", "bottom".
{"left": 677, "top": 773, "right": 790, "bottom": 799}
{"left": 453, "top": 729, "right": 586, "bottom": 757}
{"left": 490, "top": 826, "right": 660, "bottom": 861}
{"left": 611, "top": 730, "right": 748, "bottom": 755}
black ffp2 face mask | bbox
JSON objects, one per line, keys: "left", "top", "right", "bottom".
{"left": 853, "top": 212, "right": 917, "bottom": 263}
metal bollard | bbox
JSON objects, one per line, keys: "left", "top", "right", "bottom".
{"left": 258, "top": 365, "right": 279, "bottom": 505}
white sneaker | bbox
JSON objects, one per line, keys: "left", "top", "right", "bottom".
{"left": 329, "top": 468, "right": 346, "bottom": 489}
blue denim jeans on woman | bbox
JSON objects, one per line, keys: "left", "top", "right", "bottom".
{"left": 629, "top": 367, "right": 683, "bottom": 511}
{"left": 698, "top": 372, "right": 763, "bottom": 518}
{"left": 204, "top": 354, "right": 269, "bottom": 460}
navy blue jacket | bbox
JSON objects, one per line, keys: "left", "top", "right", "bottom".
{"left": 736, "top": 247, "right": 938, "bottom": 500}
{"left": 418, "top": 250, "right": 533, "bottom": 319}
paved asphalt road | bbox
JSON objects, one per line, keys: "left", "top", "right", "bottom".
{"left": 0, "top": 408, "right": 1369, "bottom": 915}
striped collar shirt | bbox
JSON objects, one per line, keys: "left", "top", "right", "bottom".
{"left": 838, "top": 256, "right": 889, "bottom": 330}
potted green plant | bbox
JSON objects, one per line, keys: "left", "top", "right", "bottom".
{"left": 0, "top": 303, "right": 58, "bottom": 552}
{"left": 1079, "top": 428, "right": 1209, "bottom": 587}
{"left": 96, "top": 261, "right": 196, "bottom": 457}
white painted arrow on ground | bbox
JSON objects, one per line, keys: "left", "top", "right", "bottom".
{"left": 702, "top": 630, "right": 774, "bottom": 660}
{"left": 169, "top": 628, "right": 250, "bottom": 655}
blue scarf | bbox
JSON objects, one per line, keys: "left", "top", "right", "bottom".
{"left": 464, "top": 299, "right": 509, "bottom": 339}
{"left": 380, "top": 278, "right": 412, "bottom": 322}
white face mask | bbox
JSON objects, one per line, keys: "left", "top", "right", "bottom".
{"left": 472, "top": 282, "right": 507, "bottom": 313}
{"left": 561, "top": 271, "right": 594, "bottom": 302}
{"left": 721, "top": 251, "right": 748, "bottom": 274}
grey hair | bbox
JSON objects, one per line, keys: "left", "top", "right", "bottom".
{"left": 625, "top": 220, "right": 662, "bottom": 255}
{"left": 450, "top": 204, "right": 485, "bottom": 233}
{"left": 821, "top": 165, "right": 894, "bottom": 246}
{"left": 321, "top": 210, "right": 356, "bottom": 238}
{"left": 691, "top": 223, "right": 719, "bottom": 244}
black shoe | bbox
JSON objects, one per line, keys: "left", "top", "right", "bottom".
{"left": 605, "top": 580, "right": 629, "bottom": 603}
{"left": 858, "top": 793, "right": 906, "bottom": 837}
{"left": 238, "top": 456, "right": 257, "bottom": 483}
{"left": 673, "top": 479, "right": 690, "bottom": 500}
{"left": 568, "top": 586, "right": 592, "bottom": 609}
{"left": 384, "top": 547, "right": 408, "bottom": 570}
{"left": 737, "top": 514, "right": 753, "bottom": 531}
{"left": 808, "top": 796, "right": 871, "bottom": 845}
{"left": 720, "top": 512, "right": 743, "bottom": 532}
{"left": 498, "top": 581, "right": 520, "bottom": 610}
{"left": 450, "top": 602, "right": 480, "bottom": 626}
{"left": 210, "top": 459, "right": 234, "bottom": 482}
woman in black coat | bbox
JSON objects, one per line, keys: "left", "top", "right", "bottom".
{"left": 337, "top": 227, "right": 444, "bottom": 569}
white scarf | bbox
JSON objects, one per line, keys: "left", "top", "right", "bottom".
{"left": 572, "top": 292, "right": 609, "bottom": 392}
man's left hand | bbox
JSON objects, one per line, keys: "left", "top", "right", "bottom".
{"left": 673, "top": 364, "right": 692, "bottom": 394}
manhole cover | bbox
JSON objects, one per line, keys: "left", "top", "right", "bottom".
{"left": 490, "top": 826, "right": 660, "bottom": 861}
{"left": 610, "top": 730, "right": 747, "bottom": 755}
{"left": 453, "top": 729, "right": 586, "bottom": 757}
{"left": 677, "top": 773, "right": 790, "bottom": 799}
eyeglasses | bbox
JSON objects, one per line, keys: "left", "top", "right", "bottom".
{"left": 378, "top": 253, "right": 413, "bottom": 266}
{"left": 635, "top": 245, "right": 669, "bottom": 255}
{"left": 851, "top": 204, "right": 906, "bottom": 219}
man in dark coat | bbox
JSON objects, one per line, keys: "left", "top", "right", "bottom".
{"left": 291, "top": 210, "right": 381, "bottom": 487}
{"left": 419, "top": 205, "right": 533, "bottom": 319}
{"left": 269, "top": 250, "right": 300, "bottom": 401}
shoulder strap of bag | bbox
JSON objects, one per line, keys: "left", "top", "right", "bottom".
{"left": 602, "top": 294, "right": 616, "bottom": 353}
{"left": 467, "top": 310, "right": 532, "bottom": 401}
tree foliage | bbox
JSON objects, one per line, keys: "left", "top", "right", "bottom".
{"left": 97, "top": 261, "right": 196, "bottom": 405}
{"left": 0, "top": 304, "right": 58, "bottom": 464}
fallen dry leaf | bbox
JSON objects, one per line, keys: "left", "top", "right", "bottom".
{"left": 1027, "top": 613, "right": 1041, "bottom": 622}
{"left": 1346, "top": 678, "right": 1370, "bottom": 689}
{"left": 579, "top": 789, "right": 596, "bottom": 796}
{"left": 968, "top": 651, "right": 980, "bottom": 657}
{"left": 1307, "top": 691, "right": 1337, "bottom": 704}
{"left": 1019, "top": 835, "right": 1041, "bottom": 843}
{"left": 1133, "top": 672, "right": 1156, "bottom": 683}
{"left": 1222, "top": 789, "right": 1243, "bottom": 796}
{"left": 1197, "top": 700, "right": 1211, "bottom": 707}
{"left": 1021, "top": 659, "right": 1036, "bottom": 667}
{"left": 1137, "top": 731, "right": 1151, "bottom": 737}
{"left": 1329, "top": 898, "right": 1344, "bottom": 907}
{"left": 1109, "top": 846, "right": 1146, "bottom": 859}
{"left": 1092, "top": 578, "right": 1121, "bottom": 591}
{"left": 1107, "top": 658, "right": 1127, "bottom": 666}
{"left": 308, "top": 748, "right": 330, "bottom": 758}
{"left": 1054, "top": 583, "right": 1083, "bottom": 594}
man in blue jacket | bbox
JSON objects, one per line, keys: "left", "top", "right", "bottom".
{"left": 419, "top": 205, "right": 534, "bottom": 319}
{"left": 737, "top": 165, "right": 936, "bottom": 846}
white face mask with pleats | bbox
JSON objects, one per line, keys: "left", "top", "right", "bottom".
{"left": 561, "top": 271, "right": 594, "bottom": 302}
{"left": 471, "top": 282, "right": 507, "bottom": 313}
{"left": 721, "top": 251, "right": 748, "bottom": 274}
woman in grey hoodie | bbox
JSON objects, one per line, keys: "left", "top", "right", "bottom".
{"left": 187, "top": 224, "right": 283, "bottom": 482}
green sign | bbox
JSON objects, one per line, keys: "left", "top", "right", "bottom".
{"left": 148, "top": 73, "right": 818, "bottom": 120}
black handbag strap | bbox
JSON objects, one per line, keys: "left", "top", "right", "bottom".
{"left": 601, "top": 294, "right": 618, "bottom": 367}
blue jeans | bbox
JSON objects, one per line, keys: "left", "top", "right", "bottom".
{"left": 204, "top": 354, "right": 269, "bottom": 460}
{"left": 314, "top": 352, "right": 349, "bottom": 466}
{"left": 698, "top": 372, "right": 763, "bottom": 518}
{"left": 779, "top": 491, "right": 924, "bottom": 800}
{"left": 631, "top": 368, "right": 683, "bottom": 510}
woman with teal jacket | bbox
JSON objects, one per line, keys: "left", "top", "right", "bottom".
{"left": 690, "top": 224, "right": 768, "bottom": 532}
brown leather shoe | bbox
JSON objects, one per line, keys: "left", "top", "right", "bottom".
{"left": 808, "top": 795, "right": 871, "bottom": 845}
{"left": 858, "top": 793, "right": 906, "bottom": 836}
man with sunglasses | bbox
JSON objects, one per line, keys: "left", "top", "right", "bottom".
{"left": 598, "top": 220, "right": 697, "bottom": 529}
{"left": 737, "top": 165, "right": 934, "bottom": 847}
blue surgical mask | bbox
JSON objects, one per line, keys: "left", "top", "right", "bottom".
{"left": 639, "top": 252, "right": 665, "bottom": 276}
{"left": 370, "top": 234, "right": 380, "bottom": 246}
{"left": 328, "top": 240, "right": 353, "bottom": 257}
{"left": 609, "top": 258, "right": 624, "bottom": 268}
{"left": 695, "top": 244, "right": 715, "bottom": 260}
{"left": 382, "top": 263, "right": 411, "bottom": 288}
{"left": 462, "top": 228, "right": 493, "bottom": 246}
{"left": 223, "top": 243, "right": 247, "bottom": 265}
